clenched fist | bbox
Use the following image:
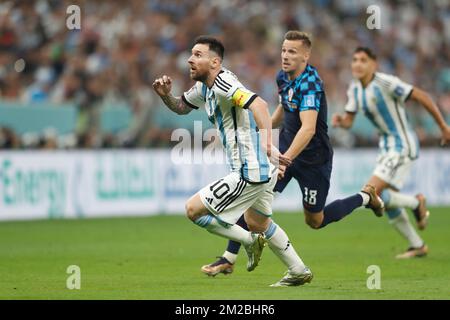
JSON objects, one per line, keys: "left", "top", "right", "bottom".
{"left": 152, "top": 75, "right": 173, "bottom": 96}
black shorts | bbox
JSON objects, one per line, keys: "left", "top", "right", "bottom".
{"left": 274, "top": 159, "right": 332, "bottom": 213}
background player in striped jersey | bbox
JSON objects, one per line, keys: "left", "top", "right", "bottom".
{"left": 201, "top": 32, "right": 385, "bottom": 283}
{"left": 153, "top": 36, "right": 313, "bottom": 286}
{"left": 332, "top": 47, "right": 450, "bottom": 258}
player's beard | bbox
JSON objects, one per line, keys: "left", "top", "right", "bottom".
{"left": 191, "top": 70, "right": 208, "bottom": 82}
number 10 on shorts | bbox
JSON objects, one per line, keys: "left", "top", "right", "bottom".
{"left": 303, "top": 187, "right": 317, "bottom": 205}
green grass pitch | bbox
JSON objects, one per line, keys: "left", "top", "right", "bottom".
{"left": 0, "top": 208, "right": 449, "bottom": 300}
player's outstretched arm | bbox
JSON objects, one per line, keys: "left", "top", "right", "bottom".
{"left": 152, "top": 75, "right": 193, "bottom": 115}
{"left": 283, "top": 110, "right": 317, "bottom": 161}
{"left": 271, "top": 104, "right": 284, "bottom": 129}
{"left": 331, "top": 112, "right": 355, "bottom": 129}
{"left": 410, "top": 87, "right": 450, "bottom": 146}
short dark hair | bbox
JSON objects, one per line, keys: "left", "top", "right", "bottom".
{"left": 284, "top": 31, "right": 312, "bottom": 49}
{"left": 354, "top": 47, "right": 377, "bottom": 60}
{"left": 194, "top": 35, "right": 225, "bottom": 60}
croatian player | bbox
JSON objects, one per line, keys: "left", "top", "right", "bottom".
{"left": 153, "top": 36, "right": 313, "bottom": 286}
{"left": 332, "top": 47, "right": 450, "bottom": 258}
{"left": 201, "top": 32, "right": 384, "bottom": 284}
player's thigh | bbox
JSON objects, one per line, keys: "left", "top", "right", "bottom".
{"left": 247, "top": 174, "right": 278, "bottom": 232}
{"left": 197, "top": 172, "right": 249, "bottom": 224}
{"left": 273, "top": 164, "right": 293, "bottom": 193}
{"left": 295, "top": 161, "right": 331, "bottom": 214}
{"left": 372, "top": 153, "right": 412, "bottom": 192}
{"left": 199, "top": 171, "right": 275, "bottom": 226}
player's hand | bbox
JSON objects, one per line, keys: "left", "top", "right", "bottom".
{"left": 331, "top": 113, "right": 343, "bottom": 128}
{"left": 269, "top": 145, "right": 292, "bottom": 167}
{"left": 278, "top": 165, "right": 286, "bottom": 180}
{"left": 440, "top": 125, "right": 450, "bottom": 147}
{"left": 152, "top": 75, "right": 172, "bottom": 96}
{"left": 267, "top": 144, "right": 279, "bottom": 165}
{"left": 278, "top": 153, "right": 292, "bottom": 167}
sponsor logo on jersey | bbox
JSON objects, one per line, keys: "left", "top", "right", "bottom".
{"left": 394, "top": 86, "right": 404, "bottom": 97}
{"left": 287, "top": 103, "right": 298, "bottom": 110}
{"left": 304, "top": 94, "right": 315, "bottom": 107}
{"left": 288, "top": 88, "right": 294, "bottom": 102}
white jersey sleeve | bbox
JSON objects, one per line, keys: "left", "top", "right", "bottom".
{"left": 214, "top": 70, "right": 258, "bottom": 109}
{"left": 344, "top": 82, "right": 358, "bottom": 113}
{"left": 374, "top": 72, "right": 413, "bottom": 102}
{"left": 182, "top": 81, "right": 204, "bottom": 110}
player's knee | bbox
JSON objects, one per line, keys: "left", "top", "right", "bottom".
{"left": 304, "top": 215, "right": 322, "bottom": 229}
{"left": 185, "top": 201, "right": 199, "bottom": 221}
{"left": 246, "top": 220, "right": 265, "bottom": 233}
{"left": 306, "top": 220, "right": 321, "bottom": 229}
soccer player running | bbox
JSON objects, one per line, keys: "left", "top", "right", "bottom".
{"left": 152, "top": 36, "right": 313, "bottom": 286}
{"left": 332, "top": 47, "right": 450, "bottom": 258}
{"left": 201, "top": 31, "right": 385, "bottom": 285}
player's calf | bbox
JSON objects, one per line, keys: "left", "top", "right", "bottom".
{"left": 244, "top": 211, "right": 271, "bottom": 233}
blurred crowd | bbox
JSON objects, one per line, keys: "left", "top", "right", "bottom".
{"left": 1, "top": 0, "right": 449, "bottom": 149}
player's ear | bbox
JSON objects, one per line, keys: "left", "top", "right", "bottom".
{"left": 371, "top": 59, "right": 378, "bottom": 71}
{"left": 304, "top": 49, "right": 311, "bottom": 62}
{"left": 210, "top": 56, "right": 221, "bottom": 68}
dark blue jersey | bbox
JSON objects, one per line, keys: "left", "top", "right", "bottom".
{"left": 276, "top": 64, "right": 333, "bottom": 166}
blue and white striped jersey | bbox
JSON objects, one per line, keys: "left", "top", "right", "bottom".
{"left": 182, "top": 68, "right": 274, "bottom": 184}
{"left": 345, "top": 72, "right": 419, "bottom": 159}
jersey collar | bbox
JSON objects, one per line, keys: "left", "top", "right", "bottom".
{"left": 287, "top": 64, "right": 310, "bottom": 84}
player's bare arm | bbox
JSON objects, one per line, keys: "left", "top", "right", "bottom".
{"left": 409, "top": 87, "right": 450, "bottom": 146}
{"left": 152, "top": 75, "right": 193, "bottom": 115}
{"left": 271, "top": 104, "right": 284, "bottom": 129}
{"left": 249, "top": 97, "right": 272, "bottom": 154}
{"left": 249, "top": 98, "right": 291, "bottom": 167}
{"left": 331, "top": 112, "right": 356, "bottom": 129}
{"left": 283, "top": 110, "right": 318, "bottom": 161}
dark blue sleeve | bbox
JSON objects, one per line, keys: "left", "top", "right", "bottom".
{"left": 299, "top": 90, "right": 322, "bottom": 112}
{"left": 276, "top": 70, "right": 285, "bottom": 91}
{"left": 293, "top": 76, "right": 323, "bottom": 112}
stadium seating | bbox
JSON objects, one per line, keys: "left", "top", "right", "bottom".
{"left": 0, "top": 102, "right": 77, "bottom": 135}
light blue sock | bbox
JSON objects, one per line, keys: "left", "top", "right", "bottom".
{"left": 264, "top": 221, "right": 278, "bottom": 239}
{"left": 388, "top": 208, "right": 424, "bottom": 248}
{"left": 381, "top": 189, "right": 419, "bottom": 210}
{"left": 380, "top": 190, "right": 391, "bottom": 206}
{"left": 194, "top": 214, "right": 253, "bottom": 245}
{"left": 264, "top": 220, "right": 305, "bottom": 274}
{"left": 194, "top": 214, "right": 214, "bottom": 227}
{"left": 386, "top": 208, "right": 402, "bottom": 220}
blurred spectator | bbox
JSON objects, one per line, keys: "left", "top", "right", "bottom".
{"left": 0, "top": 0, "right": 448, "bottom": 149}
{"left": 0, "top": 126, "right": 21, "bottom": 149}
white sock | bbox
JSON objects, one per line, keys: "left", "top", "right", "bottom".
{"left": 265, "top": 222, "right": 305, "bottom": 274}
{"left": 386, "top": 190, "right": 419, "bottom": 210}
{"left": 195, "top": 214, "right": 253, "bottom": 246}
{"left": 358, "top": 192, "right": 370, "bottom": 206}
{"left": 389, "top": 209, "right": 424, "bottom": 248}
{"left": 223, "top": 251, "right": 238, "bottom": 264}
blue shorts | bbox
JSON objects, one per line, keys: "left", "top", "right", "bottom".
{"left": 274, "top": 159, "right": 332, "bottom": 213}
